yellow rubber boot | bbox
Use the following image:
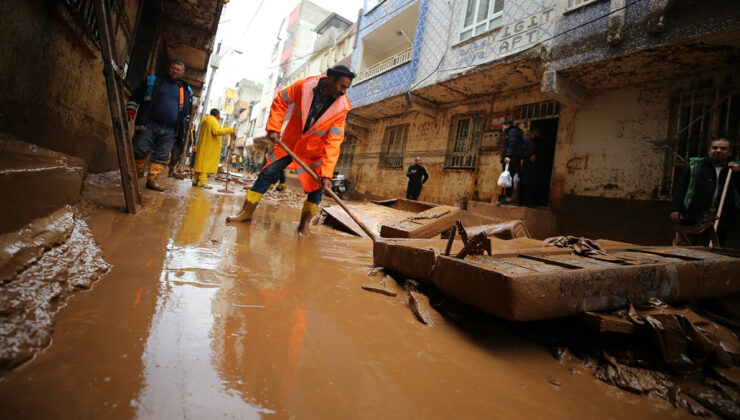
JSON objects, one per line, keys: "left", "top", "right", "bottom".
{"left": 297, "top": 201, "right": 318, "bottom": 235}
{"left": 146, "top": 162, "right": 165, "bottom": 192}
{"left": 135, "top": 158, "right": 147, "bottom": 178}
{"left": 226, "top": 190, "right": 263, "bottom": 222}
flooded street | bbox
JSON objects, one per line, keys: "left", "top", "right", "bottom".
{"left": 0, "top": 176, "right": 685, "bottom": 419}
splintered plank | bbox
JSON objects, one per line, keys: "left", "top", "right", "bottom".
{"left": 542, "top": 254, "right": 621, "bottom": 269}
{"left": 608, "top": 251, "right": 684, "bottom": 265}
{"left": 641, "top": 247, "right": 727, "bottom": 260}
{"left": 380, "top": 205, "right": 462, "bottom": 238}
{"left": 575, "top": 311, "right": 639, "bottom": 335}
{"left": 468, "top": 255, "right": 565, "bottom": 274}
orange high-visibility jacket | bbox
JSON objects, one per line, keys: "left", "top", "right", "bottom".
{"left": 265, "top": 75, "right": 351, "bottom": 192}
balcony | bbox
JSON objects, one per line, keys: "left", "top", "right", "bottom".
{"left": 355, "top": 47, "right": 412, "bottom": 83}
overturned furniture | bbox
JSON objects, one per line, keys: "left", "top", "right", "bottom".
{"left": 374, "top": 223, "right": 740, "bottom": 322}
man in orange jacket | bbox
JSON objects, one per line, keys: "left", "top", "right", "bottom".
{"left": 226, "top": 65, "right": 355, "bottom": 235}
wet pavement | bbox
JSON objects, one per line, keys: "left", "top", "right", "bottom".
{"left": 0, "top": 174, "right": 688, "bottom": 418}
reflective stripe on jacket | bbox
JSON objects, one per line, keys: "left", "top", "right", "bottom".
{"left": 265, "top": 76, "right": 351, "bottom": 186}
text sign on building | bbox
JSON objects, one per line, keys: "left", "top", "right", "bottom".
{"left": 494, "top": 8, "right": 554, "bottom": 56}
{"left": 455, "top": 8, "right": 555, "bottom": 67}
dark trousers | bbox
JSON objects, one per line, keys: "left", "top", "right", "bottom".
{"left": 406, "top": 184, "right": 422, "bottom": 200}
{"left": 133, "top": 121, "right": 176, "bottom": 164}
{"left": 251, "top": 155, "right": 322, "bottom": 204}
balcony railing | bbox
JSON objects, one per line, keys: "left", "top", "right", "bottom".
{"left": 355, "top": 47, "right": 412, "bottom": 83}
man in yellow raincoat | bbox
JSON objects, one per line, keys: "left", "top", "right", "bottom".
{"left": 192, "top": 108, "right": 235, "bottom": 189}
{"left": 226, "top": 65, "right": 355, "bottom": 235}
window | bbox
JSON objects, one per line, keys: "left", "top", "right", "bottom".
{"left": 335, "top": 135, "right": 357, "bottom": 177}
{"left": 445, "top": 114, "right": 483, "bottom": 168}
{"left": 379, "top": 124, "right": 409, "bottom": 168}
{"left": 566, "top": 0, "right": 599, "bottom": 12}
{"left": 460, "top": 0, "right": 504, "bottom": 41}
{"left": 662, "top": 82, "right": 740, "bottom": 197}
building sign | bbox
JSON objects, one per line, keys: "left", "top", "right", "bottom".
{"left": 494, "top": 8, "right": 554, "bottom": 55}
{"left": 455, "top": 8, "right": 555, "bottom": 67}
{"left": 489, "top": 114, "right": 507, "bottom": 129}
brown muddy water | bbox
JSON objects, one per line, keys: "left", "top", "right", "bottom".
{"left": 0, "top": 173, "right": 689, "bottom": 419}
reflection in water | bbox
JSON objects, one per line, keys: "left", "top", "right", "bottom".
{"left": 134, "top": 189, "right": 271, "bottom": 418}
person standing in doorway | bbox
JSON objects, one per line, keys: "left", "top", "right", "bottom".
{"left": 498, "top": 120, "right": 525, "bottom": 205}
{"left": 670, "top": 138, "right": 740, "bottom": 246}
{"left": 192, "top": 109, "right": 235, "bottom": 189}
{"left": 127, "top": 59, "right": 193, "bottom": 191}
{"left": 519, "top": 129, "right": 542, "bottom": 207}
{"left": 406, "top": 156, "right": 429, "bottom": 201}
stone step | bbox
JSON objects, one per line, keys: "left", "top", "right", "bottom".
{"left": 0, "top": 133, "right": 86, "bottom": 234}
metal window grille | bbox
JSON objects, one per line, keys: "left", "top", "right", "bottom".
{"left": 445, "top": 114, "right": 483, "bottom": 169}
{"left": 379, "top": 125, "right": 408, "bottom": 168}
{"left": 513, "top": 101, "right": 561, "bottom": 121}
{"left": 335, "top": 135, "right": 357, "bottom": 177}
{"left": 662, "top": 81, "right": 740, "bottom": 197}
{"left": 60, "top": 0, "right": 100, "bottom": 47}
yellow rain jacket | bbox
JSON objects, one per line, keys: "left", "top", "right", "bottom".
{"left": 194, "top": 114, "right": 234, "bottom": 174}
{"left": 265, "top": 75, "right": 351, "bottom": 193}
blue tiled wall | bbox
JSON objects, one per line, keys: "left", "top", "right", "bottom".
{"left": 348, "top": 0, "right": 427, "bottom": 107}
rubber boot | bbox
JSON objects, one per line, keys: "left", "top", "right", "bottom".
{"left": 297, "top": 201, "right": 318, "bottom": 235}
{"left": 135, "top": 158, "right": 147, "bottom": 179}
{"left": 167, "top": 163, "right": 176, "bottom": 178}
{"left": 226, "top": 190, "right": 262, "bottom": 222}
{"left": 276, "top": 182, "right": 287, "bottom": 192}
{"left": 146, "top": 162, "right": 165, "bottom": 192}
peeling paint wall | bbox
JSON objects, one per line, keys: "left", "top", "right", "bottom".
{"left": 563, "top": 84, "right": 669, "bottom": 200}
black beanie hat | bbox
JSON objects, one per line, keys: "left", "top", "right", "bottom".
{"left": 327, "top": 65, "right": 356, "bottom": 80}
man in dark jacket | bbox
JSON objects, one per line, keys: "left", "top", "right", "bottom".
{"left": 670, "top": 138, "right": 740, "bottom": 246}
{"left": 127, "top": 59, "right": 193, "bottom": 191}
{"left": 406, "top": 156, "right": 429, "bottom": 200}
{"left": 499, "top": 120, "right": 525, "bottom": 204}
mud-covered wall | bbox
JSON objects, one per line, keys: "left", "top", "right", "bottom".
{"left": 563, "top": 83, "right": 669, "bottom": 200}
{"left": 550, "top": 0, "right": 740, "bottom": 72}
{"left": 0, "top": 1, "right": 125, "bottom": 173}
{"left": 351, "top": 86, "right": 561, "bottom": 205}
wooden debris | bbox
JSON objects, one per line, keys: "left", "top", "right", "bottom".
{"left": 361, "top": 283, "right": 397, "bottom": 297}
{"left": 367, "top": 266, "right": 385, "bottom": 277}
{"left": 575, "top": 311, "right": 639, "bottom": 335}
{"left": 455, "top": 232, "right": 492, "bottom": 259}
{"left": 407, "top": 290, "right": 435, "bottom": 326}
{"left": 444, "top": 224, "right": 457, "bottom": 256}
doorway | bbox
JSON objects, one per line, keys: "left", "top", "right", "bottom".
{"left": 524, "top": 117, "right": 558, "bottom": 207}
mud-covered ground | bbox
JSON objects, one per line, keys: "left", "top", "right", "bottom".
{"left": 0, "top": 171, "right": 735, "bottom": 418}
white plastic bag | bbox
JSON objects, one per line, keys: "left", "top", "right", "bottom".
{"left": 497, "top": 163, "right": 512, "bottom": 188}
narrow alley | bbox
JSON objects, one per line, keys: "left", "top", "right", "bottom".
{"left": 0, "top": 175, "right": 690, "bottom": 418}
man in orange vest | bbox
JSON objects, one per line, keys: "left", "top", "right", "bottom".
{"left": 226, "top": 65, "right": 355, "bottom": 235}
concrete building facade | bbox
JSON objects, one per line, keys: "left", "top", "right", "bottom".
{"left": 344, "top": 0, "right": 740, "bottom": 245}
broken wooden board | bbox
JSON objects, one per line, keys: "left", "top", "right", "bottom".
{"left": 447, "top": 220, "right": 531, "bottom": 240}
{"left": 379, "top": 205, "right": 462, "bottom": 239}
{"left": 320, "top": 203, "right": 411, "bottom": 237}
{"left": 431, "top": 248, "right": 740, "bottom": 322}
{"left": 574, "top": 311, "right": 639, "bottom": 335}
{"left": 374, "top": 238, "right": 740, "bottom": 322}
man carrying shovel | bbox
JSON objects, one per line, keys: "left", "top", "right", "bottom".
{"left": 670, "top": 138, "right": 740, "bottom": 247}
{"left": 226, "top": 65, "right": 355, "bottom": 235}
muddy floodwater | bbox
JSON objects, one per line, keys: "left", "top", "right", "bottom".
{"left": 0, "top": 175, "right": 688, "bottom": 418}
